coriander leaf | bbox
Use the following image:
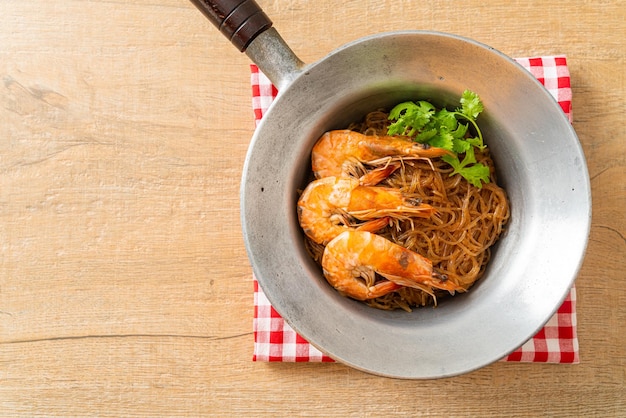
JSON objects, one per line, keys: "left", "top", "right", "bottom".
{"left": 387, "top": 119, "right": 409, "bottom": 136}
{"left": 434, "top": 108, "right": 458, "bottom": 131}
{"left": 416, "top": 100, "right": 436, "bottom": 114}
{"left": 388, "top": 102, "right": 416, "bottom": 120}
{"left": 415, "top": 128, "right": 438, "bottom": 143}
{"left": 451, "top": 137, "right": 472, "bottom": 154}
{"left": 410, "top": 101, "right": 435, "bottom": 129}
{"left": 387, "top": 101, "right": 435, "bottom": 136}
{"left": 441, "top": 154, "right": 461, "bottom": 172}
{"left": 466, "top": 136, "right": 486, "bottom": 150}
{"left": 457, "top": 163, "right": 491, "bottom": 188}
{"left": 459, "top": 90, "right": 484, "bottom": 120}
{"left": 429, "top": 130, "right": 454, "bottom": 151}
{"left": 387, "top": 102, "right": 418, "bottom": 136}
{"left": 458, "top": 145, "right": 477, "bottom": 168}
{"left": 442, "top": 154, "right": 490, "bottom": 188}
{"left": 450, "top": 122, "right": 468, "bottom": 139}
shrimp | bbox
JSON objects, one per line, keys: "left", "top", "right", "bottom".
{"left": 311, "top": 129, "right": 453, "bottom": 179}
{"left": 297, "top": 176, "right": 435, "bottom": 246}
{"left": 322, "top": 230, "right": 464, "bottom": 301}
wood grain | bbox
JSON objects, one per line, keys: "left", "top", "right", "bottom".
{"left": 1, "top": 0, "right": 625, "bottom": 416}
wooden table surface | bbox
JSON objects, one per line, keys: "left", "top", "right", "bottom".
{"left": 1, "top": 0, "right": 625, "bottom": 416}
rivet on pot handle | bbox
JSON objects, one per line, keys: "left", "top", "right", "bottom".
{"left": 190, "top": 0, "right": 305, "bottom": 90}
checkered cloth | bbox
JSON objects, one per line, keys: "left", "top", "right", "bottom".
{"left": 251, "top": 56, "right": 579, "bottom": 364}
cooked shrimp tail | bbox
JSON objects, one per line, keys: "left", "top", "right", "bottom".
{"left": 322, "top": 230, "right": 464, "bottom": 301}
{"left": 312, "top": 130, "right": 453, "bottom": 178}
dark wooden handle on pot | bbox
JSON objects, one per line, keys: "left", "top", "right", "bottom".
{"left": 189, "top": 0, "right": 273, "bottom": 52}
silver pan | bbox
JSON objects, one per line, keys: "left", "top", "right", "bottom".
{"left": 189, "top": 0, "right": 591, "bottom": 378}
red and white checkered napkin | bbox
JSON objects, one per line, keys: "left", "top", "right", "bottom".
{"left": 251, "top": 56, "right": 579, "bottom": 364}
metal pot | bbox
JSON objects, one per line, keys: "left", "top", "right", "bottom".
{"left": 190, "top": 0, "right": 591, "bottom": 378}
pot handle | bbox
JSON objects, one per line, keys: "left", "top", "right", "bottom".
{"left": 189, "top": 0, "right": 305, "bottom": 90}
{"left": 188, "top": 0, "right": 271, "bottom": 52}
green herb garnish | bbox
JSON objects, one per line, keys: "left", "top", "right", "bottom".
{"left": 387, "top": 90, "right": 490, "bottom": 188}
